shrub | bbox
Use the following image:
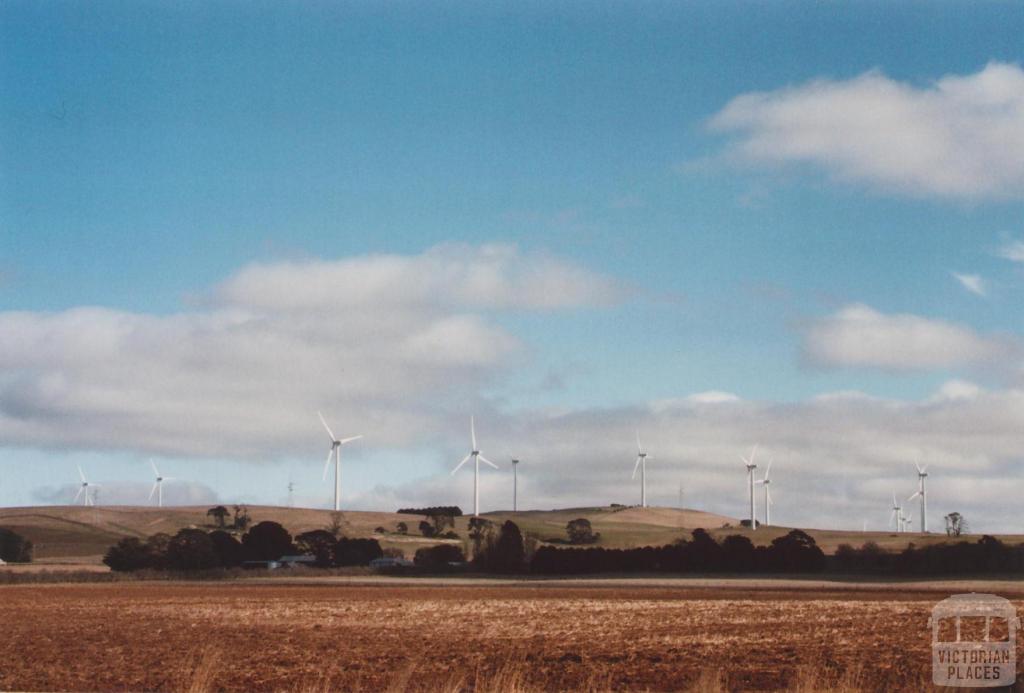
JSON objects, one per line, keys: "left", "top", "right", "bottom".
{"left": 295, "top": 529, "right": 337, "bottom": 567}
{"left": 566, "top": 518, "right": 599, "bottom": 544}
{"left": 414, "top": 544, "right": 465, "bottom": 570}
{"left": 335, "top": 537, "right": 383, "bottom": 566}
{"left": 103, "top": 537, "right": 152, "bottom": 572}
{"left": 0, "top": 527, "right": 33, "bottom": 563}
{"left": 242, "top": 521, "right": 294, "bottom": 561}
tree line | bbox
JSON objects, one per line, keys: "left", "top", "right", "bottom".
{"left": 103, "top": 521, "right": 382, "bottom": 572}
{"left": 0, "top": 528, "right": 33, "bottom": 563}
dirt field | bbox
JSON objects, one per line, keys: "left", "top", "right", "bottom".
{"left": 2, "top": 579, "right": 1020, "bottom": 691}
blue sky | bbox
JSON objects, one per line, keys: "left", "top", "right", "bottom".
{"left": 3, "top": 2, "right": 1024, "bottom": 532}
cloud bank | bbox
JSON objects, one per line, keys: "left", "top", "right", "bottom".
{"left": 709, "top": 62, "right": 1024, "bottom": 200}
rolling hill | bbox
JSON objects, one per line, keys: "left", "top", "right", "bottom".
{"left": 0, "top": 504, "right": 1017, "bottom": 568}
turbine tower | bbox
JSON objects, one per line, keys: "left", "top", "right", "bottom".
{"left": 74, "top": 466, "right": 99, "bottom": 507}
{"left": 632, "top": 432, "right": 650, "bottom": 508}
{"left": 148, "top": 460, "right": 174, "bottom": 508}
{"left": 511, "top": 458, "right": 520, "bottom": 512}
{"left": 317, "top": 411, "right": 363, "bottom": 512}
{"left": 451, "top": 416, "right": 498, "bottom": 516}
{"left": 890, "top": 493, "right": 903, "bottom": 533}
{"left": 741, "top": 446, "right": 758, "bottom": 529}
{"left": 908, "top": 462, "right": 929, "bottom": 533}
{"left": 755, "top": 458, "right": 773, "bottom": 526}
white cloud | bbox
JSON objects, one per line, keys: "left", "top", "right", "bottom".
{"left": 997, "top": 239, "right": 1024, "bottom": 262}
{"left": 0, "top": 244, "right": 625, "bottom": 458}
{"left": 709, "top": 62, "right": 1024, "bottom": 199}
{"left": 952, "top": 272, "right": 986, "bottom": 297}
{"left": 802, "top": 304, "right": 1015, "bottom": 371}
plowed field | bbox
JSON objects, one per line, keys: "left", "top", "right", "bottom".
{"left": 0, "top": 582, "right": 1019, "bottom": 691}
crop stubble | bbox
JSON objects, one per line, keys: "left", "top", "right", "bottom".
{"left": 0, "top": 583, "right": 1015, "bottom": 691}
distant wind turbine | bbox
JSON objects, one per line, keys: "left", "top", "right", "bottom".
{"left": 148, "top": 460, "right": 174, "bottom": 508}
{"left": 755, "top": 458, "right": 773, "bottom": 526}
{"left": 908, "top": 462, "right": 929, "bottom": 533}
{"left": 451, "top": 416, "right": 498, "bottom": 516}
{"left": 74, "top": 466, "right": 99, "bottom": 507}
{"left": 741, "top": 446, "right": 759, "bottom": 529}
{"left": 632, "top": 432, "right": 650, "bottom": 508}
{"left": 890, "top": 493, "right": 903, "bottom": 533}
{"left": 317, "top": 411, "right": 363, "bottom": 512}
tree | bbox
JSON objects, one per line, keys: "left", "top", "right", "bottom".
{"left": 944, "top": 512, "right": 967, "bottom": 537}
{"left": 166, "top": 529, "right": 220, "bottom": 571}
{"left": 566, "top": 518, "right": 598, "bottom": 545}
{"left": 335, "top": 537, "right": 384, "bottom": 566}
{"left": 242, "top": 521, "right": 294, "bottom": 561}
{"left": 144, "top": 533, "right": 173, "bottom": 570}
{"left": 768, "top": 529, "right": 825, "bottom": 572}
{"left": 0, "top": 527, "right": 33, "bottom": 563}
{"left": 468, "top": 517, "right": 495, "bottom": 557}
{"left": 206, "top": 506, "right": 230, "bottom": 528}
{"left": 103, "top": 537, "right": 151, "bottom": 572}
{"left": 326, "top": 512, "right": 347, "bottom": 538}
{"left": 209, "top": 530, "right": 243, "bottom": 568}
{"left": 296, "top": 529, "right": 338, "bottom": 567}
{"left": 414, "top": 544, "right": 465, "bottom": 570}
{"left": 418, "top": 520, "right": 436, "bottom": 538}
{"left": 720, "top": 534, "right": 756, "bottom": 572}
{"left": 396, "top": 522, "right": 408, "bottom": 535}
{"left": 481, "top": 521, "right": 526, "bottom": 573}
{"left": 232, "top": 505, "right": 251, "bottom": 531}
{"left": 431, "top": 512, "right": 455, "bottom": 535}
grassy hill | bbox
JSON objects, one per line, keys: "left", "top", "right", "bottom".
{"left": 0, "top": 504, "right": 1017, "bottom": 567}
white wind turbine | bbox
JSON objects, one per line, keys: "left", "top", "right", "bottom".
{"left": 451, "top": 416, "right": 498, "bottom": 516}
{"left": 908, "top": 462, "right": 929, "bottom": 533}
{"left": 755, "top": 458, "right": 773, "bottom": 526}
{"left": 74, "top": 466, "right": 99, "bottom": 507}
{"left": 317, "top": 411, "right": 363, "bottom": 512}
{"left": 631, "top": 432, "right": 651, "bottom": 508}
{"left": 148, "top": 460, "right": 174, "bottom": 508}
{"left": 740, "top": 446, "right": 759, "bottom": 529}
{"left": 890, "top": 493, "right": 903, "bottom": 533}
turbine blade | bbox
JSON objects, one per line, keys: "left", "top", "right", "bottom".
{"left": 764, "top": 458, "right": 773, "bottom": 479}
{"left": 632, "top": 455, "right": 642, "bottom": 479}
{"left": 150, "top": 459, "right": 160, "bottom": 477}
{"left": 470, "top": 416, "right": 477, "bottom": 451}
{"left": 479, "top": 455, "right": 499, "bottom": 469}
{"left": 451, "top": 453, "right": 472, "bottom": 475}
{"left": 339, "top": 435, "right": 363, "bottom": 445}
{"left": 323, "top": 448, "right": 334, "bottom": 481}
{"left": 915, "top": 460, "right": 922, "bottom": 474}
{"left": 318, "top": 411, "right": 337, "bottom": 443}
{"left": 908, "top": 491, "right": 921, "bottom": 501}
{"left": 78, "top": 465, "right": 86, "bottom": 483}
{"left": 73, "top": 486, "right": 84, "bottom": 503}
{"left": 749, "top": 445, "right": 758, "bottom": 466}
{"left": 148, "top": 483, "right": 158, "bottom": 501}
{"left": 636, "top": 430, "right": 643, "bottom": 453}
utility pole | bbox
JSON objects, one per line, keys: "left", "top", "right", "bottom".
{"left": 511, "top": 459, "right": 519, "bottom": 512}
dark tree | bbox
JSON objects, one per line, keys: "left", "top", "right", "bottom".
{"left": 482, "top": 521, "right": 526, "bottom": 573}
{"left": 242, "top": 521, "right": 294, "bottom": 561}
{"left": 144, "top": 533, "right": 173, "bottom": 570}
{"left": 431, "top": 513, "right": 455, "bottom": 535}
{"left": 414, "top": 543, "right": 465, "bottom": 570}
{"left": 566, "top": 518, "right": 598, "bottom": 545}
{"left": 468, "top": 517, "right": 495, "bottom": 558}
{"left": 206, "top": 506, "right": 230, "bottom": 528}
{"left": 209, "top": 530, "right": 243, "bottom": 568}
{"left": 326, "top": 512, "right": 347, "bottom": 538}
{"left": 335, "top": 537, "right": 384, "bottom": 566}
{"left": 103, "top": 537, "right": 151, "bottom": 572}
{"left": 768, "top": 530, "right": 825, "bottom": 572}
{"left": 166, "top": 529, "right": 220, "bottom": 571}
{"left": 296, "top": 529, "right": 338, "bottom": 567}
{"left": 686, "top": 529, "right": 722, "bottom": 571}
{"left": 720, "top": 534, "right": 756, "bottom": 572}
{"left": 232, "top": 505, "right": 251, "bottom": 531}
{"left": 945, "top": 512, "right": 967, "bottom": 537}
{"left": 396, "top": 522, "right": 408, "bottom": 535}
{"left": 0, "top": 527, "right": 33, "bottom": 563}
{"left": 418, "top": 520, "right": 436, "bottom": 538}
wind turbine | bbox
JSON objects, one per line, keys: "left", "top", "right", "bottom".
{"left": 511, "top": 458, "right": 520, "bottom": 512}
{"left": 755, "top": 458, "right": 773, "bottom": 526}
{"left": 74, "top": 466, "right": 99, "bottom": 507}
{"left": 908, "top": 462, "right": 929, "bottom": 533}
{"left": 632, "top": 432, "right": 650, "bottom": 508}
{"left": 890, "top": 493, "right": 903, "bottom": 533}
{"left": 148, "top": 460, "right": 174, "bottom": 508}
{"left": 451, "top": 416, "right": 498, "bottom": 516}
{"left": 741, "top": 446, "right": 758, "bottom": 529}
{"left": 317, "top": 411, "right": 363, "bottom": 512}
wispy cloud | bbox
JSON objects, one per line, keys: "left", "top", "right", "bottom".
{"left": 997, "top": 239, "right": 1024, "bottom": 263}
{"left": 952, "top": 272, "right": 986, "bottom": 297}
{"left": 709, "top": 62, "right": 1024, "bottom": 200}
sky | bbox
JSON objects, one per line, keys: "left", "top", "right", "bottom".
{"left": 2, "top": 1, "right": 1024, "bottom": 533}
